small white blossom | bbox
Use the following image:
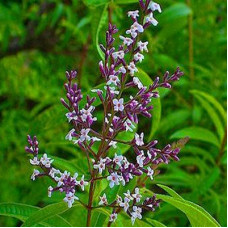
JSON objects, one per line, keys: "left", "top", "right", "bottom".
{"left": 113, "top": 98, "right": 124, "bottom": 112}
{"left": 119, "top": 35, "right": 134, "bottom": 46}
{"left": 133, "top": 77, "right": 144, "bottom": 89}
{"left": 30, "top": 157, "right": 39, "bottom": 165}
{"left": 124, "top": 119, "right": 136, "bottom": 132}
{"left": 40, "top": 153, "right": 53, "bottom": 168}
{"left": 49, "top": 168, "right": 61, "bottom": 180}
{"left": 120, "top": 197, "right": 130, "bottom": 212}
{"left": 48, "top": 186, "right": 53, "bottom": 197}
{"left": 116, "top": 195, "right": 123, "bottom": 205}
{"left": 107, "top": 172, "right": 120, "bottom": 188}
{"left": 99, "top": 193, "right": 108, "bottom": 205}
{"left": 148, "top": 1, "right": 162, "bottom": 13}
{"left": 132, "top": 188, "right": 142, "bottom": 203}
{"left": 65, "top": 129, "right": 75, "bottom": 141}
{"left": 131, "top": 206, "right": 142, "bottom": 224}
{"left": 93, "top": 158, "right": 106, "bottom": 174}
{"left": 134, "top": 53, "right": 144, "bottom": 63}
{"left": 91, "top": 137, "right": 101, "bottom": 142}
{"left": 107, "top": 75, "right": 120, "bottom": 86}
{"left": 126, "top": 22, "right": 144, "bottom": 38}
{"left": 124, "top": 190, "right": 134, "bottom": 201}
{"left": 127, "top": 62, "right": 138, "bottom": 76}
{"left": 109, "top": 141, "right": 117, "bottom": 148}
{"left": 113, "top": 153, "right": 123, "bottom": 166}
{"left": 135, "top": 132, "right": 144, "bottom": 146}
{"left": 79, "top": 128, "right": 90, "bottom": 142}
{"left": 137, "top": 41, "right": 149, "bottom": 52}
{"left": 57, "top": 171, "right": 71, "bottom": 187}
{"left": 91, "top": 89, "right": 103, "bottom": 94}
{"left": 127, "top": 10, "right": 139, "bottom": 19}
{"left": 31, "top": 169, "right": 40, "bottom": 181}
{"left": 119, "top": 66, "right": 126, "bottom": 74}
{"left": 77, "top": 175, "right": 88, "bottom": 191}
{"left": 145, "top": 12, "right": 158, "bottom": 26}
{"left": 136, "top": 151, "right": 146, "bottom": 167}
{"left": 65, "top": 111, "right": 78, "bottom": 122}
{"left": 63, "top": 192, "right": 79, "bottom": 208}
{"left": 147, "top": 167, "right": 154, "bottom": 180}
{"left": 109, "top": 213, "right": 118, "bottom": 222}
{"left": 80, "top": 106, "right": 96, "bottom": 122}
{"left": 112, "top": 50, "right": 125, "bottom": 59}
{"left": 104, "top": 86, "right": 119, "bottom": 95}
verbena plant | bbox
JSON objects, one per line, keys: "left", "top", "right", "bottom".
{"left": 22, "top": 0, "right": 221, "bottom": 227}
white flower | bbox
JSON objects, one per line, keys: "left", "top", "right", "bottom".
{"left": 31, "top": 169, "right": 40, "bottom": 181}
{"left": 124, "top": 190, "right": 133, "bottom": 201}
{"left": 132, "top": 188, "right": 142, "bottom": 203}
{"left": 120, "top": 197, "right": 130, "bottom": 212}
{"left": 30, "top": 157, "right": 39, "bottom": 165}
{"left": 119, "top": 35, "right": 134, "bottom": 46}
{"left": 134, "top": 53, "right": 144, "bottom": 63}
{"left": 148, "top": 1, "right": 162, "bottom": 13}
{"left": 126, "top": 22, "right": 144, "bottom": 38}
{"left": 113, "top": 98, "right": 124, "bottom": 112}
{"left": 113, "top": 153, "right": 123, "bottom": 166}
{"left": 109, "top": 141, "right": 117, "bottom": 148}
{"left": 147, "top": 167, "right": 154, "bottom": 180}
{"left": 124, "top": 119, "right": 135, "bottom": 132}
{"left": 127, "top": 62, "right": 138, "bottom": 76}
{"left": 112, "top": 50, "right": 125, "bottom": 59}
{"left": 109, "top": 213, "right": 117, "bottom": 222}
{"left": 107, "top": 75, "right": 120, "bottom": 86}
{"left": 119, "top": 66, "right": 126, "bottom": 74}
{"left": 77, "top": 175, "right": 88, "bottom": 191}
{"left": 63, "top": 192, "right": 79, "bottom": 208}
{"left": 79, "top": 128, "right": 90, "bottom": 142}
{"left": 127, "top": 10, "right": 139, "bottom": 19}
{"left": 99, "top": 193, "right": 108, "bottom": 205}
{"left": 107, "top": 172, "right": 120, "bottom": 188}
{"left": 131, "top": 206, "right": 142, "bottom": 224}
{"left": 49, "top": 168, "right": 61, "bottom": 180}
{"left": 136, "top": 151, "right": 146, "bottom": 167}
{"left": 40, "top": 153, "right": 53, "bottom": 168}
{"left": 116, "top": 195, "right": 123, "bottom": 205}
{"left": 104, "top": 86, "right": 119, "bottom": 95}
{"left": 122, "top": 157, "right": 130, "bottom": 169}
{"left": 48, "top": 186, "right": 53, "bottom": 197}
{"left": 137, "top": 41, "right": 148, "bottom": 52}
{"left": 145, "top": 12, "right": 158, "bottom": 26}
{"left": 80, "top": 106, "right": 95, "bottom": 122}
{"left": 91, "top": 89, "right": 103, "bottom": 94}
{"left": 65, "top": 111, "right": 78, "bottom": 122}
{"left": 57, "top": 171, "right": 71, "bottom": 187}
{"left": 133, "top": 77, "right": 144, "bottom": 89}
{"left": 65, "top": 129, "right": 75, "bottom": 141}
{"left": 135, "top": 133, "right": 144, "bottom": 146}
{"left": 93, "top": 158, "right": 106, "bottom": 174}
{"left": 91, "top": 137, "right": 101, "bottom": 142}
{"left": 118, "top": 175, "right": 126, "bottom": 186}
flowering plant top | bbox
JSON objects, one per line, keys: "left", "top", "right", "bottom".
{"left": 25, "top": 0, "right": 184, "bottom": 226}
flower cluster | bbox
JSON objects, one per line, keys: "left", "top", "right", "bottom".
{"left": 25, "top": 0, "right": 185, "bottom": 226}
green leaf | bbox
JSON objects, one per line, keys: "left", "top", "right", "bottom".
{"left": 22, "top": 202, "right": 76, "bottom": 227}
{"left": 158, "top": 3, "right": 192, "bottom": 24}
{"left": 170, "top": 127, "right": 220, "bottom": 147}
{"left": 83, "top": 0, "right": 110, "bottom": 7}
{"left": 156, "top": 194, "right": 221, "bottom": 227}
{"left": 135, "top": 68, "right": 161, "bottom": 139}
{"left": 51, "top": 3, "right": 64, "bottom": 27}
{"left": 91, "top": 4, "right": 108, "bottom": 60}
{"left": 146, "top": 218, "right": 166, "bottom": 227}
{"left": 157, "top": 184, "right": 183, "bottom": 200}
{"left": 190, "top": 90, "right": 226, "bottom": 124}
{"left": 114, "top": 0, "right": 138, "bottom": 4}
{"left": 0, "top": 203, "right": 72, "bottom": 227}
{"left": 192, "top": 93, "right": 224, "bottom": 141}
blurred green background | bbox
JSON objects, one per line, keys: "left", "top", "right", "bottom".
{"left": 0, "top": 0, "right": 226, "bottom": 227}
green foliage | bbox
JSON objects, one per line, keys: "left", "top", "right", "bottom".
{"left": 0, "top": 0, "right": 226, "bottom": 227}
